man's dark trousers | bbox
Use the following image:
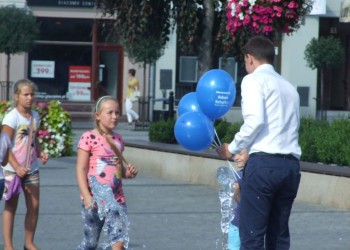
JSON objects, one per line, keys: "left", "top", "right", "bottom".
{"left": 239, "top": 153, "right": 301, "bottom": 250}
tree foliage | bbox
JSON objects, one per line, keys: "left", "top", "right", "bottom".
{"left": 304, "top": 36, "right": 344, "bottom": 120}
{"left": 0, "top": 5, "right": 39, "bottom": 55}
{"left": 304, "top": 36, "right": 344, "bottom": 70}
{"left": 96, "top": 0, "right": 238, "bottom": 70}
{"left": 96, "top": 0, "right": 173, "bottom": 64}
{"left": 0, "top": 5, "right": 39, "bottom": 99}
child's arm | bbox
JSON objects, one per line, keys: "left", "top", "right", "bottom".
{"left": 1, "top": 147, "right": 9, "bottom": 166}
{"left": 35, "top": 136, "right": 48, "bottom": 164}
{"left": 122, "top": 163, "right": 138, "bottom": 179}
{"left": 76, "top": 148, "right": 93, "bottom": 209}
{"left": 2, "top": 125, "right": 30, "bottom": 177}
{"left": 1, "top": 132, "right": 11, "bottom": 166}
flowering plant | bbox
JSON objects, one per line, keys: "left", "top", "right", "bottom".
{"left": 0, "top": 100, "right": 74, "bottom": 157}
{"left": 226, "top": 0, "right": 313, "bottom": 36}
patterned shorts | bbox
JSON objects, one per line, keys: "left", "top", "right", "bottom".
{"left": 23, "top": 170, "right": 40, "bottom": 185}
{"left": 76, "top": 203, "right": 128, "bottom": 250}
{"left": 3, "top": 169, "right": 40, "bottom": 185}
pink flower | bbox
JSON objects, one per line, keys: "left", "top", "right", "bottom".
{"left": 243, "top": 15, "right": 250, "bottom": 25}
{"left": 288, "top": 1, "right": 299, "bottom": 8}
{"left": 226, "top": 0, "right": 312, "bottom": 35}
{"left": 263, "top": 26, "right": 273, "bottom": 33}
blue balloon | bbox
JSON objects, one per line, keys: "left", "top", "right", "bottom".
{"left": 174, "top": 111, "right": 214, "bottom": 151}
{"left": 178, "top": 92, "right": 201, "bottom": 116}
{"left": 196, "top": 69, "right": 236, "bottom": 120}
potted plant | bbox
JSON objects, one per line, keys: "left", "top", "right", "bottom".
{"left": 304, "top": 36, "right": 344, "bottom": 120}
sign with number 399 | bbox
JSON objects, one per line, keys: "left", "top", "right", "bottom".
{"left": 31, "top": 60, "right": 55, "bottom": 78}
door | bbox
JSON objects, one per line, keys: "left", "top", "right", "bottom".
{"left": 94, "top": 45, "right": 124, "bottom": 107}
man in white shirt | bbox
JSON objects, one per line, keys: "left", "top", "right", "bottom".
{"left": 217, "top": 36, "right": 301, "bottom": 250}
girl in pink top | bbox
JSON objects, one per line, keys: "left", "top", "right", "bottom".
{"left": 76, "top": 96, "right": 137, "bottom": 250}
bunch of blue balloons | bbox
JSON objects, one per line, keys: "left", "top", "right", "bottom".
{"left": 174, "top": 69, "right": 236, "bottom": 151}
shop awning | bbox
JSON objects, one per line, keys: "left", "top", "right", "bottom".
{"left": 340, "top": 0, "right": 350, "bottom": 22}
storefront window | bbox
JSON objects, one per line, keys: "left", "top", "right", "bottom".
{"left": 28, "top": 44, "right": 92, "bottom": 97}
{"left": 38, "top": 17, "right": 93, "bottom": 42}
{"left": 28, "top": 17, "right": 93, "bottom": 98}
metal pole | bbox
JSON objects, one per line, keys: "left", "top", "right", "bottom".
{"left": 168, "top": 91, "right": 174, "bottom": 120}
{"left": 149, "top": 63, "right": 155, "bottom": 122}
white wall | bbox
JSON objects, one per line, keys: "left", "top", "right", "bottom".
{"left": 154, "top": 29, "right": 177, "bottom": 111}
{"left": 326, "top": 0, "right": 342, "bottom": 17}
{"left": 281, "top": 16, "right": 320, "bottom": 118}
{"left": 0, "top": 54, "right": 27, "bottom": 81}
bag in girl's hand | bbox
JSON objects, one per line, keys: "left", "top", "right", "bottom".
{"left": 2, "top": 172, "right": 22, "bottom": 201}
{"left": 129, "top": 90, "right": 141, "bottom": 102}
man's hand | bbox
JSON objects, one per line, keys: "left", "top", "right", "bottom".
{"left": 216, "top": 143, "right": 233, "bottom": 160}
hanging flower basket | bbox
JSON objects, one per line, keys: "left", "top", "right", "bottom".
{"left": 226, "top": 0, "right": 313, "bottom": 36}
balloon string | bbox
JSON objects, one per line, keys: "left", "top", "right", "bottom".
{"left": 212, "top": 140, "right": 220, "bottom": 148}
{"left": 227, "top": 160, "right": 241, "bottom": 181}
{"left": 214, "top": 128, "right": 221, "bottom": 147}
{"left": 214, "top": 128, "right": 240, "bottom": 180}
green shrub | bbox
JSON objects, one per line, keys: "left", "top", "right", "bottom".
{"left": 149, "top": 119, "right": 176, "bottom": 143}
{"left": 314, "top": 118, "right": 350, "bottom": 166}
{"left": 149, "top": 115, "right": 350, "bottom": 167}
{"left": 299, "top": 117, "right": 326, "bottom": 162}
{"left": 214, "top": 119, "right": 231, "bottom": 140}
{"left": 220, "top": 121, "right": 243, "bottom": 144}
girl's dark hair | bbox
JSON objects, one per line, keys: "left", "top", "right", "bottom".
{"left": 242, "top": 36, "right": 275, "bottom": 65}
{"left": 128, "top": 68, "right": 136, "bottom": 76}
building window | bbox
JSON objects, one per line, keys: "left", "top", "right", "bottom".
{"left": 28, "top": 17, "right": 93, "bottom": 98}
{"left": 28, "top": 44, "right": 92, "bottom": 97}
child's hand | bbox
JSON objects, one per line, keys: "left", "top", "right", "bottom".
{"left": 39, "top": 151, "right": 49, "bottom": 164}
{"left": 125, "top": 164, "right": 138, "bottom": 179}
{"left": 83, "top": 195, "right": 94, "bottom": 209}
{"left": 16, "top": 166, "right": 31, "bottom": 178}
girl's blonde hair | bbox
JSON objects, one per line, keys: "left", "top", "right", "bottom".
{"left": 12, "top": 79, "right": 38, "bottom": 107}
{"left": 93, "top": 96, "right": 119, "bottom": 131}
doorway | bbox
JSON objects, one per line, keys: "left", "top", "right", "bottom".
{"left": 94, "top": 45, "right": 124, "bottom": 107}
{"left": 319, "top": 18, "right": 350, "bottom": 111}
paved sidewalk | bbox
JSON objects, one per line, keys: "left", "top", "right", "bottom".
{"left": 0, "top": 156, "right": 349, "bottom": 250}
{"left": 0, "top": 122, "right": 349, "bottom": 249}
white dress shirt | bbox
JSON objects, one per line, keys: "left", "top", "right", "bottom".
{"left": 228, "top": 64, "right": 302, "bottom": 159}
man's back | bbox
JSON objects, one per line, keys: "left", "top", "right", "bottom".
{"left": 242, "top": 64, "right": 301, "bottom": 158}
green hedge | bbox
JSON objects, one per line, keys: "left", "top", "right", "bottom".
{"left": 149, "top": 119, "right": 176, "bottom": 144}
{"left": 149, "top": 117, "right": 350, "bottom": 167}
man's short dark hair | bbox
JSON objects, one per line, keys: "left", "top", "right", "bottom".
{"left": 243, "top": 36, "right": 275, "bottom": 64}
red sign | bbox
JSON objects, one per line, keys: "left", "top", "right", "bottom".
{"left": 69, "top": 66, "right": 91, "bottom": 83}
{"left": 68, "top": 66, "right": 91, "bottom": 101}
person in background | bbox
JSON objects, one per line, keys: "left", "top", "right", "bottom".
{"left": 216, "top": 36, "right": 301, "bottom": 250}
{"left": 0, "top": 131, "right": 11, "bottom": 199}
{"left": 1, "top": 79, "right": 49, "bottom": 250}
{"left": 76, "top": 96, "right": 138, "bottom": 250}
{"left": 125, "top": 68, "right": 140, "bottom": 125}
{"left": 228, "top": 149, "right": 248, "bottom": 250}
